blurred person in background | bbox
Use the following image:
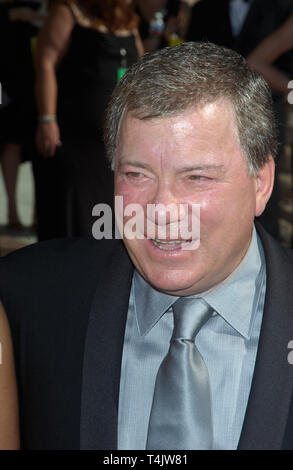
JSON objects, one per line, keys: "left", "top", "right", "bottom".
{"left": 247, "top": 14, "right": 293, "bottom": 246}
{"left": 0, "top": 0, "right": 48, "bottom": 231}
{"left": 186, "top": 0, "right": 293, "bottom": 55}
{"left": 247, "top": 14, "right": 293, "bottom": 96}
{"left": 135, "top": 0, "right": 194, "bottom": 51}
{"left": 134, "top": 0, "right": 166, "bottom": 50}
{"left": 33, "top": 0, "right": 143, "bottom": 240}
{"left": 185, "top": 0, "right": 293, "bottom": 240}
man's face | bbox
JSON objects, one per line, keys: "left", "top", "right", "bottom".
{"left": 114, "top": 100, "right": 273, "bottom": 295}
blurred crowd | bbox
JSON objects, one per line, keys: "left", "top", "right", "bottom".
{"left": 1, "top": 0, "right": 293, "bottom": 242}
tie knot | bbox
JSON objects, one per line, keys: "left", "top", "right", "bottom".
{"left": 172, "top": 298, "right": 213, "bottom": 341}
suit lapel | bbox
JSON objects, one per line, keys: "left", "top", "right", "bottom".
{"left": 80, "top": 241, "right": 134, "bottom": 450}
{"left": 238, "top": 226, "right": 293, "bottom": 449}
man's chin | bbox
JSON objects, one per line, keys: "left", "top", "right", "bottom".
{"left": 144, "top": 274, "right": 203, "bottom": 297}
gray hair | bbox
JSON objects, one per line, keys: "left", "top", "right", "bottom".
{"left": 104, "top": 41, "right": 278, "bottom": 174}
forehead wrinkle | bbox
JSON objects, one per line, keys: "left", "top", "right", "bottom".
{"left": 118, "top": 101, "right": 248, "bottom": 173}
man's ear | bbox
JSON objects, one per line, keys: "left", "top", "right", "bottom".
{"left": 255, "top": 156, "right": 275, "bottom": 217}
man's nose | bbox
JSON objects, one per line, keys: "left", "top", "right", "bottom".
{"left": 147, "top": 182, "right": 185, "bottom": 226}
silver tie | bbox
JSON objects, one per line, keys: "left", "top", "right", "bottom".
{"left": 146, "top": 297, "right": 213, "bottom": 450}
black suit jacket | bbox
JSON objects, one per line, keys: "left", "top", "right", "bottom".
{"left": 1, "top": 224, "right": 293, "bottom": 449}
{"left": 186, "top": 0, "right": 293, "bottom": 75}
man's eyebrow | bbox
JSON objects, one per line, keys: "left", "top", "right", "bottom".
{"left": 118, "top": 160, "right": 225, "bottom": 172}
{"left": 118, "top": 159, "right": 153, "bottom": 171}
{"left": 178, "top": 164, "right": 225, "bottom": 173}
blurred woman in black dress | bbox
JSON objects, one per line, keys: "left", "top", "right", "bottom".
{"left": 0, "top": 1, "right": 47, "bottom": 230}
{"left": 33, "top": 0, "right": 143, "bottom": 239}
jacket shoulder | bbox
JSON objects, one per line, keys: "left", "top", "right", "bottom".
{"left": 256, "top": 222, "right": 293, "bottom": 271}
{"left": 0, "top": 237, "right": 120, "bottom": 319}
{"left": 0, "top": 236, "right": 116, "bottom": 274}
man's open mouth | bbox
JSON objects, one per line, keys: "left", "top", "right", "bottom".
{"left": 151, "top": 238, "right": 194, "bottom": 251}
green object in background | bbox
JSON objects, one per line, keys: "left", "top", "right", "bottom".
{"left": 168, "top": 34, "right": 184, "bottom": 47}
{"left": 117, "top": 67, "right": 127, "bottom": 82}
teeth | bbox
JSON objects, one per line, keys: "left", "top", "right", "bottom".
{"left": 154, "top": 239, "right": 182, "bottom": 244}
{"left": 152, "top": 239, "right": 191, "bottom": 251}
{"left": 153, "top": 238, "right": 191, "bottom": 244}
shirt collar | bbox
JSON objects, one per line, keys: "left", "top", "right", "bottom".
{"left": 133, "top": 226, "right": 265, "bottom": 339}
{"left": 202, "top": 227, "right": 265, "bottom": 339}
{"left": 134, "top": 271, "right": 178, "bottom": 336}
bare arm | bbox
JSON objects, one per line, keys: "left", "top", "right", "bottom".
{"left": 247, "top": 15, "right": 293, "bottom": 95}
{"left": 0, "top": 301, "right": 19, "bottom": 449}
{"left": 34, "top": 4, "right": 75, "bottom": 157}
{"left": 133, "top": 28, "right": 144, "bottom": 57}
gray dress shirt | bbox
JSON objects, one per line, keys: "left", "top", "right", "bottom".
{"left": 118, "top": 227, "right": 266, "bottom": 450}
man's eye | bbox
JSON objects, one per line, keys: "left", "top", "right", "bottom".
{"left": 188, "top": 175, "right": 209, "bottom": 181}
{"left": 126, "top": 172, "right": 144, "bottom": 178}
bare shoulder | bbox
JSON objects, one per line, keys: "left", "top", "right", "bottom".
{"left": 67, "top": 0, "right": 91, "bottom": 27}
{"left": 0, "top": 302, "right": 19, "bottom": 450}
{"left": 132, "top": 28, "right": 144, "bottom": 57}
{"left": 34, "top": 3, "right": 75, "bottom": 64}
{"left": 47, "top": 1, "right": 76, "bottom": 25}
{"left": 0, "top": 301, "right": 13, "bottom": 350}
{"left": 37, "top": 1, "right": 76, "bottom": 42}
